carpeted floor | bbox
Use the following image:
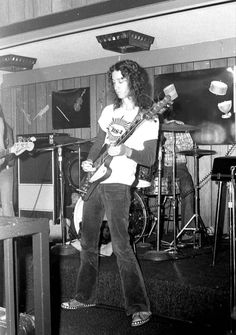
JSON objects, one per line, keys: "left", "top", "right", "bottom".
{"left": 55, "top": 306, "right": 220, "bottom": 335}
{"left": 48, "top": 236, "right": 232, "bottom": 334}
{"left": 0, "top": 234, "right": 234, "bottom": 334}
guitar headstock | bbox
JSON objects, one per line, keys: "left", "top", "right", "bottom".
{"left": 144, "top": 84, "right": 178, "bottom": 120}
{"left": 11, "top": 140, "right": 35, "bottom": 156}
{"left": 144, "top": 95, "right": 173, "bottom": 120}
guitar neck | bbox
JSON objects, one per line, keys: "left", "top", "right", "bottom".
{"left": 93, "top": 114, "right": 143, "bottom": 168}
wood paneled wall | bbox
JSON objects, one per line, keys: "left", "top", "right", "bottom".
{"left": 1, "top": 56, "right": 236, "bottom": 230}
{"left": 0, "top": 0, "right": 106, "bottom": 26}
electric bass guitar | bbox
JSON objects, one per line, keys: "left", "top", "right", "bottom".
{"left": 79, "top": 95, "right": 174, "bottom": 201}
{"left": 0, "top": 140, "right": 35, "bottom": 160}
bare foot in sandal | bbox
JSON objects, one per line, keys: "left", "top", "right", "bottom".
{"left": 61, "top": 299, "right": 96, "bottom": 310}
{"left": 131, "top": 311, "right": 152, "bottom": 327}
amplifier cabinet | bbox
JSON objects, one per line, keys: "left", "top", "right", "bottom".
{"left": 18, "top": 150, "right": 57, "bottom": 221}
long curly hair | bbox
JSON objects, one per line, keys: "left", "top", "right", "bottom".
{"left": 108, "top": 59, "right": 152, "bottom": 110}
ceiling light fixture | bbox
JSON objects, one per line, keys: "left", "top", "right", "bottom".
{"left": 96, "top": 30, "right": 154, "bottom": 54}
{"left": 0, "top": 54, "right": 37, "bottom": 72}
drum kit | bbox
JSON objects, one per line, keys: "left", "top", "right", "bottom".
{"left": 137, "top": 121, "right": 216, "bottom": 261}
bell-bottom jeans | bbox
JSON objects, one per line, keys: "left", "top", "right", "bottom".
{"left": 74, "top": 183, "right": 150, "bottom": 315}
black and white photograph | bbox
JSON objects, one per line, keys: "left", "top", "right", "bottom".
{"left": 0, "top": 1, "right": 235, "bottom": 334}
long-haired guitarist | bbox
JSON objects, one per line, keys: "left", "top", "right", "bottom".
{"left": 61, "top": 60, "right": 159, "bottom": 327}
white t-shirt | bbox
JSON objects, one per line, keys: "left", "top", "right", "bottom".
{"left": 98, "top": 104, "right": 159, "bottom": 186}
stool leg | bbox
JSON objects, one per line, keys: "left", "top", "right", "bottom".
{"left": 212, "top": 181, "right": 223, "bottom": 266}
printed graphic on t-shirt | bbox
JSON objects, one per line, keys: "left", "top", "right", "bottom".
{"left": 107, "top": 118, "right": 130, "bottom": 143}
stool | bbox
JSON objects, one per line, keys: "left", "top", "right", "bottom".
{"left": 211, "top": 156, "right": 236, "bottom": 265}
{"left": 212, "top": 181, "right": 228, "bottom": 266}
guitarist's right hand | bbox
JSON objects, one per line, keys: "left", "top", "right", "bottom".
{"left": 81, "top": 159, "right": 96, "bottom": 172}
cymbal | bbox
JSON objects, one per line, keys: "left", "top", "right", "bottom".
{"left": 178, "top": 148, "right": 216, "bottom": 156}
{"left": 36, "top": 139, "right": 90, "bottom": 152}
{"left": 66, "top": 140, "right": 94, "bottom": 153}
{"left": 54, "top": 137, "right": 85, "bottom": 145}
{"left": 161, "top": 122, "right": 198, "bottom": 132}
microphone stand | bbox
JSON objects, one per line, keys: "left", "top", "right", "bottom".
{"left": 51, "top": 146, "right": 78, "bottom": 255}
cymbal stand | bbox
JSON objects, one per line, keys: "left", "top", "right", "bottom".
{"left": 51, "top": 146, "right": 78, "bottom": 255}
{"left": 172, "top": 143, "right": 208, "bottom": 248}
{"left": 142, "top": 131, "right": 179, "bottom": 261}
{"left": 163, "top": 131, "right": 179, "bottom": 254}
{"left": 146, "top": 136, "right": 164, "bottom": 251}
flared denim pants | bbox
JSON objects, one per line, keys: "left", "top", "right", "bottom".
{"left": 74, "top": 183, "right": 150, "bottom": 315}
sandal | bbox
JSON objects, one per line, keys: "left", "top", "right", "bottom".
{"left": 61, "top": 299, "right": 96, "bottom": 310}
{"left": 131, "top": 311, "right": 152, "bottom": 327}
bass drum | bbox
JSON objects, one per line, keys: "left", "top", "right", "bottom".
{"left": 66, "top": 152, "right": 89, "bottom": 190}
{"left": 129, "top": 190, "right": 149, "bottom": 244}
{"left": 73, "top": 190, "right": 148, "bottom": 244}
{"left": 73, "top": 197, "right": 107, "bottom": 238}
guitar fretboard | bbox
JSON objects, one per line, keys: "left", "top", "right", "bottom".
{"left": 94, "top": 95, "right": 171, "bottom": 167}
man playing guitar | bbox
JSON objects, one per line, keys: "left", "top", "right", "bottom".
{"left": 61, "top": 60, "right": 160, "bottom": 327}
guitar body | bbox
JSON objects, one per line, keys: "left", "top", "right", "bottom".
{"left": 80, "top": 156, "right": 112, "bottom": 201}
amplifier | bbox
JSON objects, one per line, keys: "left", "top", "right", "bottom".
{"left": 17, "top": 132, "right": 69, "bottom": 148}
{"left": 211, "top": 157, "right": 236, "bottom": 181}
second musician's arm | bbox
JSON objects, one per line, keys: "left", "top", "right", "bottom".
{"left": 127, "top": 139, "right": 158, "bottom": 167}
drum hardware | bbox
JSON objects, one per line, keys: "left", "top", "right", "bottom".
{"left": 178, "top": 148, "right": 216, "bottom": 157}
{"left": 66, "top": 139, "right": 94, "bottom": 154}
{"left": 142, "top": 130, "right": 177, "bottom": 261}
{"left": 160, "top": 129, "right": 178, "bottom": 254}
{"left": 35, "top": 138, "right": 89, "bottom": 152}
{"left": 161, "top": 122, "right": 199, "bottom": 133}
{"left": 142, "top": 123, "right": 199, "bottom": 261}
{"left": 171, "top": 143, "right": 214, "bottom": 249}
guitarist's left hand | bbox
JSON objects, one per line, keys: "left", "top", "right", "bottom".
{"left": 108, "top": 144, "right": 132, "bottom": 157}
